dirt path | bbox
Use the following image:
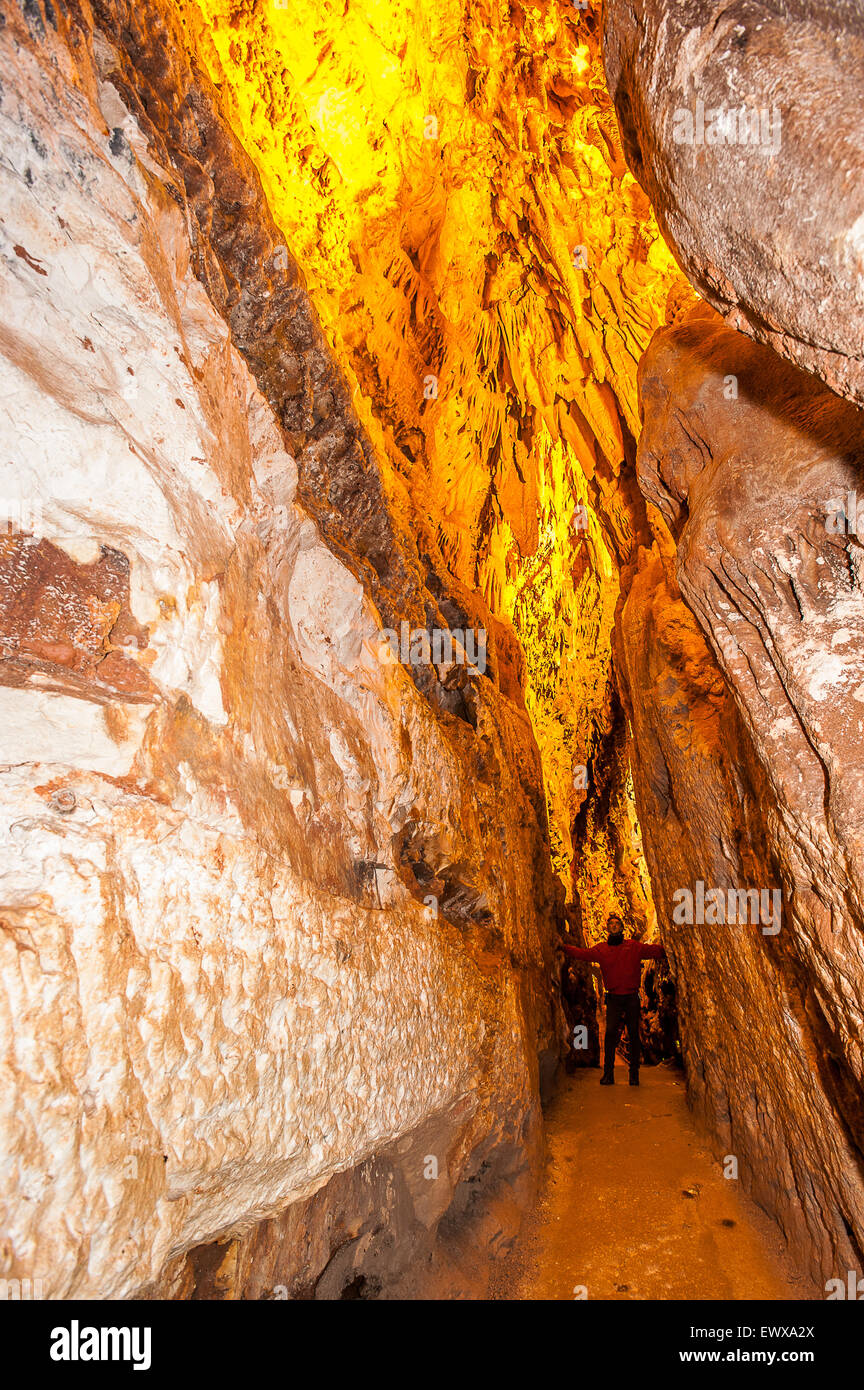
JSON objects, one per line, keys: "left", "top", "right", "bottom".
{"left": 494, "top": 1066, "right": 810, "bottom": 1301}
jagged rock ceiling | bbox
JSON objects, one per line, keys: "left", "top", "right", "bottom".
{"left": 170, "top": 0, "right": 690, "bottom": 902}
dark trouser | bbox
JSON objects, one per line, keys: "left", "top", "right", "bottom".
{"left": 604, "top": 991, "right": 640, "bottom": 1076}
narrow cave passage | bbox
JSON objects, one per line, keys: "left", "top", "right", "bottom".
{"left": 1, "top": 0, "right": 863, "bottom": 1335}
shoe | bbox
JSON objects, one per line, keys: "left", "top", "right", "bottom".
{"left": 599, "top": 1074, "right": 614, "bottom": 1086}
{"left": 629, "top": 1073, "right": 640, "bottom": 1086}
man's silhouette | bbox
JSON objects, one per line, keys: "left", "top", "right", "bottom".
{"left": 562, "top": 914, "right": 666, "bottom": 1085}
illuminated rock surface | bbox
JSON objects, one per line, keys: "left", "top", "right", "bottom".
{"left": 169, "top": 0, "right": 688, "bottom": 898}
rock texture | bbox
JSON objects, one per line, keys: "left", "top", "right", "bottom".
{"left": 618, "top": 303, "right": 864, "bottom": 1284}
{"left": 603, "top": 0, "right": 864, "bottom": 409}
{"left": 0, "top": 0, "right": 563, "bottom": 1298}
{"left": 136, "top": 1109, "right": 533, "bottom": 1299}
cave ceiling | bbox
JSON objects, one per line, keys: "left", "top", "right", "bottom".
{"left": 172, "top": 0, "right": 691, "bottom": 906}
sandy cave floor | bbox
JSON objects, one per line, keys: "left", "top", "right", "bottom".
{"left": 492, "top": 1066, "right": 808, "bottom": 1302}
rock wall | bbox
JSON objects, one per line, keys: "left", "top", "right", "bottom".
{"left": 603, "top": 0, "right": 864, "bottom": 409}
{"left": 0, "top": 0, "right": 562, "bottom": 1299}
{"left": 618, "top": 304, "right": 864, "bottom": 1286}
{"left": 604, "top": 0, "right": 864, "bottom": 1286}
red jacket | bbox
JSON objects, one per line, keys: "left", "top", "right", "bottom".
{"left": 563, "top": 939, "right": 665, "bottom": 995}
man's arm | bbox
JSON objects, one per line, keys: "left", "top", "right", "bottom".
{"left": 639, "top": 942, "right": 666, "bottom": 961}
{"left": 562, "top": 944, "right": 598, "bottom": 961}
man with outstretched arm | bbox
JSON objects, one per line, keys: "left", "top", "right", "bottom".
{"left": 561, "top": 913, "right": 666, "bottom": 1086}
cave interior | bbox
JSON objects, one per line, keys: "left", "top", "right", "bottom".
{"left": 0, "top": 0, "right": 863, "bottom": 1303}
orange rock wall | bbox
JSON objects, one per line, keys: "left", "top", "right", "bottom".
{"left": 619, "top": 307, "right": 864, "bottom": 1286}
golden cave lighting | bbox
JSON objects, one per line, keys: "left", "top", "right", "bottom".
{"left": 175, "top": 0, "right": 690, "bottom": 898}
